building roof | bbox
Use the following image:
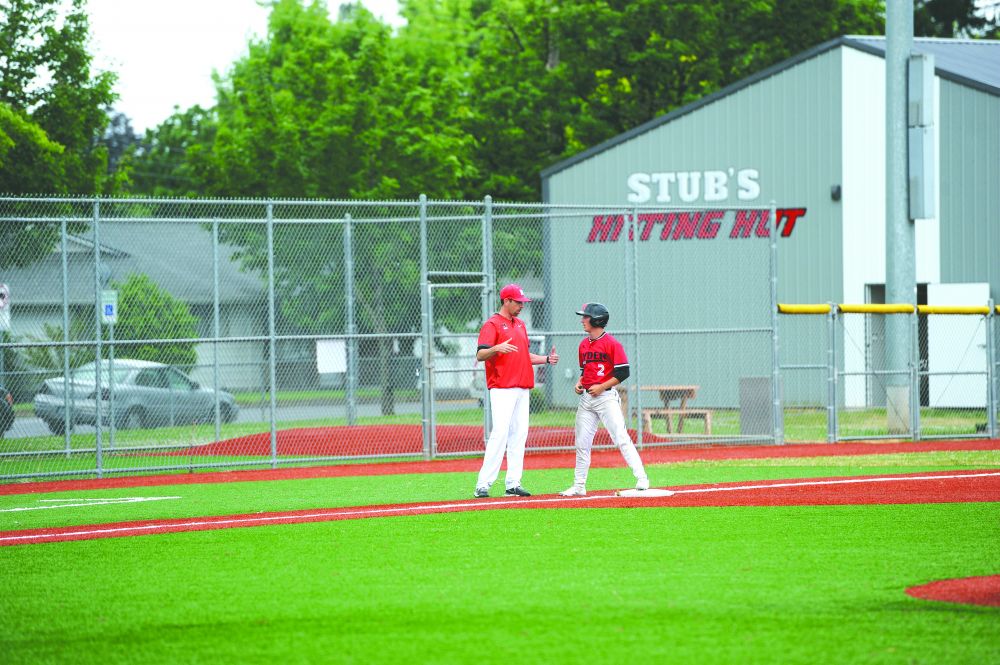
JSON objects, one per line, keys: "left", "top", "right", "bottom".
{"left": 7, "top": 222, "right": 265, "bottom": 308}
{"left": 845, "top": 36, "right": 1000, "bottom": 92}
{"left": 541, "top": 35, "right": 1000, "bottom": 181}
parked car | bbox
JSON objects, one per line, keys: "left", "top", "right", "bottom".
{"left": 0, "top": 384, "right": 14, "bottom": 437}
{"left": 33, "top": 359, "right": 239, "bottom": 435}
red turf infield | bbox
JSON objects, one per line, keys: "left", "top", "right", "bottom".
{"left": 2, "top": 437, "right": 998, "bottom": 496}
{"left": 2, "top": 469, "right": 998, "bottom": 548}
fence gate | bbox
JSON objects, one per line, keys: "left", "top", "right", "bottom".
{"left": 422, "top": 272, "right": 491, "bottom": 458}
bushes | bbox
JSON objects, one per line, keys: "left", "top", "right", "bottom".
{"left": 529, "top": 387, "right": 548, "bottom": 413}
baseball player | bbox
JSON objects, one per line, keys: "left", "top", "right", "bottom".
{"left": 473, "top": 283, "right": 559, "bottom": 498}
{"left": 559, "top": 302, "right": 649, "bottom": 496}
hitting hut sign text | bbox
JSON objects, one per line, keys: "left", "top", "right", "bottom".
{"left": 587, "top": 209, "right": 807, "bottom": 242}
{"left": 592, "top": 167, "right": 807, "bottom": 241}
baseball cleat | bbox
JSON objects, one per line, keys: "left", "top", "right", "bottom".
{"left": 504, "top": 486, "right": 532, "bottom": 497}
{"left": 559, "top": 485, "right": 587, "bottom": 496}
{"left": 635, "top": 477, "right": 650, "bottom": 491}
{"left": 473, "top": 487, "right": 489, "bottom": 498}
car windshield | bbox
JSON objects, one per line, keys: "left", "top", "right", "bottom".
{"left": 71, "top": 368, "right": 131, "bottom": 384}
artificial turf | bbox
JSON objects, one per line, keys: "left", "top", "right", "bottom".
{"left": 1, "top": 453, "right": 998, "bottom": 664}
{"left": 2, "top": 503, "right": 998, "bottom": 664}
{"left": 2, "top": 450, "right": 998, "bottom": 530}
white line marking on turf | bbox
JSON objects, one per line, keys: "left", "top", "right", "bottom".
{"left": 664, "top": 471, "right": 1000, "bottom": 495}
{"left": 0, "top": 496, "right": 181, "bottom": 513}
{"left": 2, "top": 471, "right": 997, "bottom": 543}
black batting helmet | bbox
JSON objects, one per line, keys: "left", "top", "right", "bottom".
{"left": 575, "top": 302, "right": 610, "bottom": 327}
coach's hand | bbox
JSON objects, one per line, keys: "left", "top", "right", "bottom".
{"left": 495, "top": 337, "right": 517, "bottom": 354}
{"left": 546, "top": 346, "right": 559, "bottom": 365}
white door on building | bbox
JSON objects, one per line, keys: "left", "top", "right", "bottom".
{"left": 927, "top": 283, "right": 989, "bottom": 408}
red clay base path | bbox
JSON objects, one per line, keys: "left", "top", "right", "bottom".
{"left": 3, "top": 468, "right": 998, "bottom": 547}
{"left": 3, "top": 438, "right": 998, "bottom": 496}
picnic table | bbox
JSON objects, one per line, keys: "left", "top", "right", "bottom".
{"left": 620, "top": 384, "right": 712, "bottom": 435}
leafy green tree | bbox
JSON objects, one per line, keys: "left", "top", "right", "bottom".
{"left": 110, "top": 273, "right": 199, "bottom": 369}
{"left": 149, "top": 0, "right": 485, "bottom": 412}
{"left": 126, "top": 105, "right": 217, "bottom": 196}
{"left": 462, "top": 0, "right": 884, "bottom": 200}
{"left": 0, "top": 102, "right": 64, "bottom": 193}
{"left": 0, "top": 0, "right": 118, "bottom": 269}
{"left": 0, "top": 0, "right": 118, "bottom": 193}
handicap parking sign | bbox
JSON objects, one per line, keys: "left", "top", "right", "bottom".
{"left": 101, "top": 290, "right": 118, "bottom": 325}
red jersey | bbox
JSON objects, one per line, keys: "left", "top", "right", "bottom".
{"left": 477, "top": 313, "right": 535, "bottom": 389}
{"left": 578, "top": 332, "right": 629, "bottom": 388}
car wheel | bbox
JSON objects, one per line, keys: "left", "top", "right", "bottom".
{"left": 123, "top": 408, "right": 146, "bottom": 430}
{"left": 219, "top": 404, "right": 235, "bottom": 423}
{"left": 45, "top": 419, "right": 66, "bottom": 436}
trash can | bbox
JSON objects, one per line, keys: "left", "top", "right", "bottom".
{"left": 740, "top": 376, "right": 777, "bottom": 436}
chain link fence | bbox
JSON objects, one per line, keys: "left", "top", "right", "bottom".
{"left": 0, "top": 197, "right": 779, "bottom": 480}
{"left": 779, "top": 305, "right": 999, "bottom": 441}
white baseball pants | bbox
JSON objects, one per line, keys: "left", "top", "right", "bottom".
{"left": 573, "top": 388, "right": 647, "bottom": 487}
{"left": 476, "top": 387, "right": 530, "bottom": 490}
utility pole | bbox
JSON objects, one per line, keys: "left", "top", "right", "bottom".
{"left": 885, "top": 0, "right": 915, "bottom": 434}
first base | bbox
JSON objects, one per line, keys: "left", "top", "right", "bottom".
{"left": 615, "top": 488, "right": 675, "bottom": 498}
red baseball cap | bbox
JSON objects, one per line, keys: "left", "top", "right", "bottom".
{"left": 499, "top": 283, "right": 532, "bottom": 302}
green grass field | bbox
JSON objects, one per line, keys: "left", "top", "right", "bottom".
{"left": 2, "top": 452, "right": 998, "bottom": 664}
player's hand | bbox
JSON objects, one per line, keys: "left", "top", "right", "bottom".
{"left": 547, "top": 346, "right": 559, "bottom": 365}
{"left": 574, "top": 382, "right": 585, "bottom": 395}
{"left": 587, "top": 384, "right": 606, "bottom": 397}
{"left": 494, "top": 337, "right": 517, "bottom": 354}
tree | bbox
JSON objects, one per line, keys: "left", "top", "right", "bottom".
{"left": 915, "top": 0, "right": 1000, "bottom": 37}
{"left": 126, "top": 105, "right": 217, "bottom": 196}
{"left": 0, "top": 0, "right": 118, "bottom": 193}
{"left": 110, "top": 273, "right": 199, "bottom": 370}
{"left": 0, "top": 0, "right": 119, "bottom": 268}
{"left": 158, "top": 0, "right": 486, "bottom": 412}
{"left": 99, "top": 112, "right": 141, "bottom": 175}
{"left": 462, "top": 0, "right": 885, "bottom": 200}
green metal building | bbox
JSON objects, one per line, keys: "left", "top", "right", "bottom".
{"left": 540, "top": 36, "right": 1000, "bottom": 412}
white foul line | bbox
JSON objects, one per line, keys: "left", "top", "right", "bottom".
{"left": 0, "top": 497, "right": 182, "bottom": 513}
{"left": 2, "top": 471, "right": 998, "bottom": 543}
{"left": 667, "top": 471, "right": 1000, "bottom": 494}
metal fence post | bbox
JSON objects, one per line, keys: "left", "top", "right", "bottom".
{"left": 769, "top": 202, "right": 783, "bottom": 444}
{"left": 344, "top": 213, "right": 357, "bottom": 425}
{"left": 212, "top": 218, "right": 221, "bottom": 444}
{"left": 987, "top": 300, "right": 997, "bottom": 438}
{"left": 629, "top": 207, "right": 642, "bottom": 448}
{"left": 419, "top": 195, "right": 432, "bottom": 460}
{"left": 266, "top": 202, "right": 278, "bottom": 467}
{"left": 481, "top": 196, "right": 494, "bottom": 443}
{"left": 92, "top": 199, "right": 104, "bottom": 477}
{"left": 61, "top": 217, "right": 71, "bottom": 455}
{"left": 108, "top": 321, "right": 116, "bottom": 449}
{"left": 827, "top": 303, "right": 837, "bottom": 442}
{"left": 910, "top": 308, "right": 920, "bottom": 441}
